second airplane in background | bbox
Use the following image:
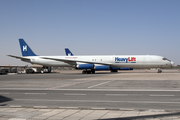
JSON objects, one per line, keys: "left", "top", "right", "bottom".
{"left": 8, "top": 39, "right": 174, "bottom": 74}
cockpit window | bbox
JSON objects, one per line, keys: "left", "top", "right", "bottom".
{"left": 162, "top": 57, "right": 171, "bottom": 61}
{"left": 163, "top": 58, "right": 167, "bottom": 60}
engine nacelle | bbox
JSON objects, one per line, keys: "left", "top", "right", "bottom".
{"left": 111, "top": 67, "right": 119, "bottom": 70}
{"left": 76, "top": 64, "right": 94, "bottom": 69}
{"left": 119, "top": 68, "right": 133, "bottom": 70}
{"left": 94, "top": 65, "right": 109, "bottom": 70}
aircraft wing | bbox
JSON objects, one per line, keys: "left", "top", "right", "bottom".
{"left": 7, "top": 55, "right": 31, "bottom": 62}
{"left": 41, "top": 57, "right": 112, "bottom": 66}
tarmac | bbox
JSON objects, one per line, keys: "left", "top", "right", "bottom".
{"left": 0, "top": 107, "right": 180, "bottom": 120}
{"left": 0, "top": 69, "right": 180, "bottom": 120}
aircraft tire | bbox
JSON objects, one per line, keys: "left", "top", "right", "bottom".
{"left": 91, "top": 70, "right": 95, "bottom": 74}
{"left": 82, "top": 70, "right": 86, "bottom": 74}
{"left": 111, "top": 70, "right": 118, "bottom": 72}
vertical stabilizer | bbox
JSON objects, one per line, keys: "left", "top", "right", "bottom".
{"left": 65, "top": 48, "right": 73, "bottom": 56}
{"left": 19, "top": 39, "right": 37, "bottom": 56}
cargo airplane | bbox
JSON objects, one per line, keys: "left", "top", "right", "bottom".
{"left": 8, "top": 39, "right": 174, "bottom": 74}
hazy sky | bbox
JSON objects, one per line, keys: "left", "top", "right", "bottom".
{"left": 0, "top": 0, "right": 180, "bottom": 65}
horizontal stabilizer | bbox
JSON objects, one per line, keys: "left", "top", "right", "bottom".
{"left": 7, "top": 55, "right": 31, "bottom": 62}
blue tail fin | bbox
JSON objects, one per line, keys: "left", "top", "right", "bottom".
{"left": 19, "top": 39, "right": 37, "bottom": 56}
{"left": 65, "top": 48, "right": 73, "bottom": 56}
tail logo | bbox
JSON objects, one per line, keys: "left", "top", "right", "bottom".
{"left": 23, "top": 45, "right": 27, "bottom": 51}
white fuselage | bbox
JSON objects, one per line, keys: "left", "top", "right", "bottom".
{"left": 23, "top": 55, "right": 173, "bottom": 69}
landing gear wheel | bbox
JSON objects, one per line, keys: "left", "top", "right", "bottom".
{"left": 82, "top": 70, "right": 95, "bottom": 74}
{"left": 82, "top": 70, "right": 86, "bottom": 74}
{"left": 111, "top": 70, "right": 118, "bottom": 73}
{"left": 87, "top": 71, "right": 91, "bottom": 74}
{"left": 91, "top": 70, "right": 95, "bottom": 74}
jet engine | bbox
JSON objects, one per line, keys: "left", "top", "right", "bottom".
{"left": 76, "top": 64, "right": 94, "bottom": 69}
{"left": 119, "top": 68, "right": 133, "bottom": 70}
{"left": 94, "top": 65, "right": 109, "bottom": 70}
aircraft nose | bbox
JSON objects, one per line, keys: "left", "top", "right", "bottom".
{"left": 171, "top": 61, "right": 175, "bottom": 66}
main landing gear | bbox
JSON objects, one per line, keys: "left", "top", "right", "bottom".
{"left": 82, "top": 69, "right": 118, "bottom": 74}
{"left": 111, "top": 69, "right": 118, "bottom": 73}
{"left": 82, "top": 69, "right": 95, "bottom": 74}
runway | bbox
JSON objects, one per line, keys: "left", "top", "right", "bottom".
{"left": 0, "top": 69, "right": 180, "bottom": 111}
{"left": 1, "top": 89, "right": 180, "bottom": 110}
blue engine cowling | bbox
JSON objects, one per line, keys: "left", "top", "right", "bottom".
{"left": 119, "top": 68, "right": 133, "bottom": 70}
{"left": 76, "top": 64, "right": 133, "bottom": 71}
{"left": 111, "top": 67, "right": 119, "bottom": 70}
{"left": 94, "top": 65, "right": 110, "bottom": 70}
{"left": 77, "top": 64, "right": 94, "bottom": 69}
